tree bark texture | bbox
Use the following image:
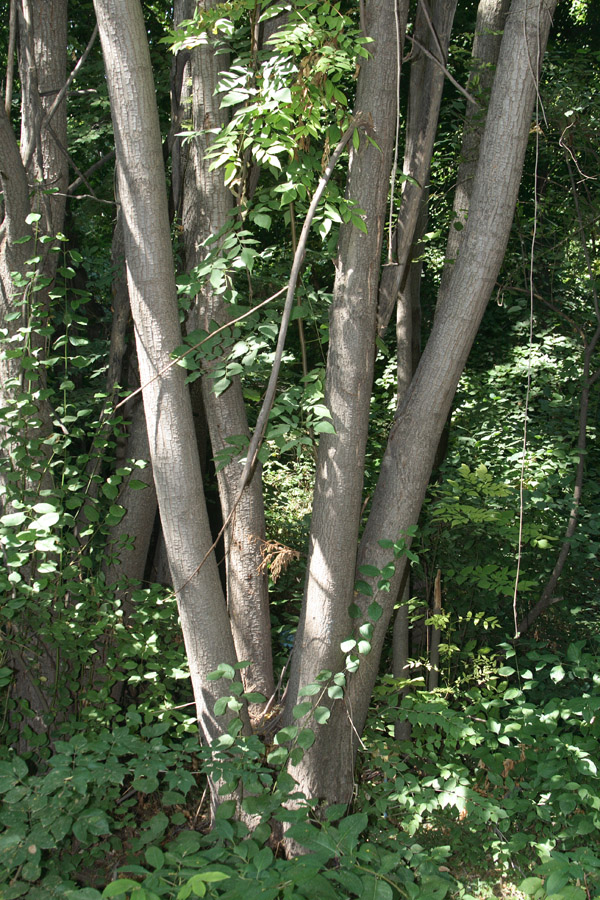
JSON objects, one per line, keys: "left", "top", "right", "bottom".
{"left": 177, "top": 0, "right": 274, "bottom": 712}
{"left": 377, "top": 0, "right": 457, "bottom": 336}
{"left": 1, "top": 0, "right": 68, "bottom": 738}
{"left": 93, "top": 0, "right": 246, "bottom": 744}
{"left": 284, "top": 0, "right": 407, "bottom": 805}
{"left": 345, "top": 0, "right": 557, "bottom": 749}
{"left": 18, "top": 0, "right": 68, "bottom": 239}
{"left": 440, "top": 0, "right": 511, "bottom": 296}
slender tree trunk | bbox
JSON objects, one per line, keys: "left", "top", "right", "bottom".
{"left": 18, "top": 0, "right": 68, "bottom": 240}
{"left": 284, "top": 0, "right": 407, "bottom": 805}
{"left": 285, "top": 0, "right": 557, "bottom": 785}
{"left": 391, "top": 0, "right": 510, "bottom": 707}
{"left": 101, "top": 208, "right": 157, "bottom": 607}
{"left": 93, "top": 0, "right": 247, "bottom": 745}
{"left": 1, "top": 0, "right": 69, "bottom": 739}
{"left": 176, "top": 0, "right": 274, "bottom": 714}
{"left": 440, "top": 0, "right": 511, "bottom": 295}
{"left": 377, "top": 0, "right": 457, "bottom": 336}
{"left": 346, "top": 0, "right": 557, "bottom": 747}
{"left": 428, "top": 569, "right": 442, "bottom": 690}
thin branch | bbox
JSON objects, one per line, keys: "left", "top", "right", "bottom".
{"left": 45, "top": 120, "right": 98, "bottom": 197}
{"left": 405, "top": 33, "right": 480, "bottom": 109}
{"left": 419, "top": 0, "right": 445, "bottom": 64}
{"left": 114, "top": 286, "right": 287, "bottom": 413}
{"left": 387, "top": 0, "right": 403, "bottom": 264}
{"left": 54, "top": 191, "right": 116, "bottom": 206}
{"left": 67, "top": 149, "right": 116, "bottom": 194}
{"left": 4, "top": 0, "right": 17, "bottom": 117}
{"left": 517, "top": 158, "right": 600, "bottom": 636}
{"left": 23, "top": 24, "right": 99, "bottom": 173}
{"left": 239, "top": 113, "right": 370, "bottom": 487}
{"left": 501, "top": 284, "right": 586, "bottom": 343}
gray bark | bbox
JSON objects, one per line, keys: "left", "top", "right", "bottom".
{"left": 18, "top": 0, "right": 68, "bottom": 239}
{"left": 284, "top": 0, "right": 407, "bottom": 805}
{"left": 391, "top": 0, "right": 509, "bottom": 713}
{"left": 93, "top": 0, "right": 246, "bottom": 744}
{"left": 376, "top": 0, "right": 457, "bottom": 337}
{"left": 1, "top": 1, "right": 68, "bottom": 738}
{"left": 345, "top": 0, "right": 557, "bottom": 750}
{"left": 176, "top": 0, "right": 274, "bottom": 714}
{"left": 440, "top": 0, "right": 511, "bottom": 294}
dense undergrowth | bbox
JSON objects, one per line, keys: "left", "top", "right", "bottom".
{"left": 2, "top": 625, "right": 600, "bottom": 900}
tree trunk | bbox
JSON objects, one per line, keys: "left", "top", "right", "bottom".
{"left": 176, "top": 0, "right": 274, "bottom": 714}
{"left": 391, "top": 0, "right": 510, "bottom": 702}
{"left": 284, "top": 0, "right": 407, "bottom": 806}
{"left": 93, "top": 0, "right": 247, "bottom": 745}
{"left": 1, "top": 0, "right": 69, "bottom": 740}
{"left": 101, "top": 207, "right": 157, "bottom": 609}
{"left": 377, "top": 0, "right": 457, "bottom": 336}
{"left": 440, "top": 0, "right": 511, "bottom": 293}
{"left": 346, "top": 0, "right": 557, "bottom": 750}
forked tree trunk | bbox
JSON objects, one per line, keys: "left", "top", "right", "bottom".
{"left": 347, "top": 0, "right": 557, "bottom": 748}
{"left": 93, "top": 0, "right": 247, "bottom": 744}
{"left": 286, "top": 0, "right": 556, "bottom": 802}
{"left": 284, "top": 0, "right": 407, "bottom": 805}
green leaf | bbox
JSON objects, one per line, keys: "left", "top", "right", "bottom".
{"left": 243, "top": 692, "right": 267, "bottom": 703}
{"left": 252, "top": 213, "right": 272, "bottom": 230}
{"left": 103, "top": 880, "right": 140, "bottom": 898}
{"left": 144, "top": 845, "right": 164, "bottom": 870}
{"left": 253, "top": 847, "right": 273, "bottom": 873}
{"left": 358, "top": 565, "right": 380, "bottom": 577}
{"left": 1, "top": 512, "right": 27, "bottom": 527}
{"left": 498, "top": 666, "right": 516, "bottom": 676}
{"left": 361, "top": 877, "right": 393, "bottom": 900}
{"left": 519, "top": 877, "right": 544, "bottom": 896}
{"left": 188, "top": 877, "right": 205, "bottom": 897}
{"left": 83, "top": 505, "right": 99, "bottom": 523}
{"left": 298, "top": 683, "right": 321, "bottom": 697}
{"left": 367, "top": 601, "right": 383, "bottom": 622}
{"left": 355, "top": 580, "right": 373, "bottom": 597}
{"left": 214, "top": 697, "right": 229, "bottom": 717}
{"left": 207, "top": 663, "right": 235, "bottom": 681}
{"left": 275, "top": 725, "right": 298, "bottom": 744}
{"left": 341, "top": 639, "right": 356, "bottom": 653}
{"left": 214, "top": 799, "right": 236, "bottom": 820}
{"left": 193, "top": 871, "right": 230, "bottom": 884}
{"left": 314, "top": 706, "right": 330, "bottom": 724}
{"left": 267, "top": 746, "right": 288, "bottom": 765}
{"left": 292, "top": 701, "right": 312, "bottom": 719}
{"left": 297, "top": 728, "right": 315, "bottom": 749}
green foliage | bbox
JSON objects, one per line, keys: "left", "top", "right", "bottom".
{"left": 2, "top": 4, "right": 600, "bottom": 900}
{"left": 364, "top": 636, "right": 600, "bottom": 896}
{"left": 0, "top": 720, "right": 201, "bottom": 897}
